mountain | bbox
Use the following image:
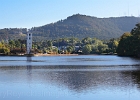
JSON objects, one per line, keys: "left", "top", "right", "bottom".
{"left": 30, "top": 14, "right": 140, "bottom": 40}
{"left": 0, "top": 14, "right": 140, "bottom": 41}
{"left": 0, "top": 28, "right": 27, "bottom": 41}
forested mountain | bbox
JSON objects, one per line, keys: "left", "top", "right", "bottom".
{"left": 0, "top": 28, "right": 27, "bottom": 41}
{"left": 0, "top": 14, "right": 140, "bottom": 41}
{"left": 30, "top": 14, "right": 140, "bottom": 40}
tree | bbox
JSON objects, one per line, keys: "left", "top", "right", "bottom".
{"left": 82, "top": 37, "right": 92, "bottom": 45}
{"left": 0, "top": 42, "right": 3, "bottom": 48}
{"left": 98, "top": 44, "right": 108, "bottom": 53}
{"left": 15, "top": 40, "right": 21, "bottom": 48}
{"left": 117, "top": 24, "right": 140, "bottom": 57}
{"left": 120, "top": 32, "right": 131, "bottom": 39}
{"left": 66, "top": 46, "right": 74, "bottom": 54}
{"left": 47, "top": 41, "right": 52, "bottom": 47}
{"left": 0, "top": 42, "right": 10, "bottom": 54}
{"left": 117, "top": 35, "right": 136, "bottom": 56}
{"left": 52, "top": 47, "right": 58, "bottom": 54}
{"left": 9, "top": 40, "right": 15, "bottom": 49}
{"left": 107, "top": 39, "right": 119, "bottom": 53}
{"left": 131, "top": 23, "right": 140, "bottom": 35}
{"left": 82, "top": 44, "right": 92, "bottom": 54}
{"left": 3, "top": 47, "right": 10, "bottom": 54}
{"left": 91, "top": 45, "right": 98, "bottom": 53}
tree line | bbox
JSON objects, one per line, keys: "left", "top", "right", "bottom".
{"left": 1, "top": 23, "right": 140, "bottom": 56}
{"left": 0, "top": 37, "right": 119, "bottom": 55}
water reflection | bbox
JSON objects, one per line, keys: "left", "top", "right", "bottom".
{"left": 26, "top": 65, "right": 32, "bottom": 76}
{"left": 1, "top": 56, "right": 140, "bottom": 100}
{"left": 1, "top": 65, "right": 140, "bottom": 92}
{"left": 1, "top": 65, "right": 140, "bottom": 100}
{"left": 27, "top": 57, "right": 32, "bottom": 62}
{"left": 35, "top": 68, "right": 133, "bottom": 92}
{"left": 1, "top": 55, "right": 140, "bottom": 66}
{"left": 132, "top": 70, "right": 140, "bottom": 88}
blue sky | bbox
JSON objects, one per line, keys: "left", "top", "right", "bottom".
{"left": 0, "top": 0, "right": 140, "bottom": 29}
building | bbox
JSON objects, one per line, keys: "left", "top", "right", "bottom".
{"left": 26, "top": 32, "right": 32, "bottom": 54}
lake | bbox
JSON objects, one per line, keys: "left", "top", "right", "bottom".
{"left": 0, "top": 55, "right": 140, "bottom": 100}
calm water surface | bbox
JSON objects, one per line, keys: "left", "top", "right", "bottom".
{"left": 0, "top": 55, "right": 140, "bottom": 100}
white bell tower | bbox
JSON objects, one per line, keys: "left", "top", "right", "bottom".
{"left": 27, "top": 32, "right": 32, "bottom": 54}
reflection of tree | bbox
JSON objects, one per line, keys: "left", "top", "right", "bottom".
{"left": 33, "top": 66, "right": 136, "bottom": 92}
{"left": 131, "top": 70, "right": 140, "bottom": 89}
{"left": 1, "top": 65, "right": 140, "bottom": 93}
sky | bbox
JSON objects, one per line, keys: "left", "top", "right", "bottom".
{"left": 0, "top": 0, "right": 140, "bottom": 29}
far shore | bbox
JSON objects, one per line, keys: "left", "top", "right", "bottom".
{"left": 0, "top": 53, "right": 117, "bottom": 57}
{"left": 0, "top": 53, "right": 79, "bottom": 57}
{"left": 34, "top": 53, "right": 79, "bottom": 56}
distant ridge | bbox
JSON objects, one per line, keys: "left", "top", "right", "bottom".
{"left": 0, "top": 14, "right": 140, "bottom": 41}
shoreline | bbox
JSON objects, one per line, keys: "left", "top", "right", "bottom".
{"left": 0, "top": 53, "right": 79, "bottom": 57}
{"left": 34, "top": 53, "right": 79, "bottom": 56}
{"left": 0, "top": 53, "right": 117, "bottom": 57}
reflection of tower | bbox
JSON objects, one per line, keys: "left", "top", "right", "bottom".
{"left": 27, "top": 57, "right": 32, "bottom": 62}
{"left": 27, "top": 32, "right": 32, "bottom": 54}
{"left": 26, "top": 65, "right": 32, "bottom": 82}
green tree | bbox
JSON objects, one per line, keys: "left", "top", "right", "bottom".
{"left": 82, "top": 44, "right": 92, "bottom": 54}
{"left": 131, "top": 23, "right": 140, "bottom": 35}
{"left": 0, "top": 42, "right": 10, "bottom": 54}
{"left": 9, "top": 40, "right": 15, "bottom": 49}
{"left": 3, "top": 47, "right": 10, "bottom": 54}
{"left": 98, "top": 44, "right": 108, "bottom": 53}
{"left": 91, "top": 45, "right": 98, "bottom": 53}
{"left": 47, "top": 41, "right": 52, "bottom": 47}
{"left": 107, "top": 39, "right": 119, "bottom": 53}
{"left": 0, "top": 42, "right": 4, "bottom": 48}
{"left": 66, "top": 46, "right": 74, "bottom": 54}
{"left": 52, "top": 47, "right": 58, "bottom": 54}
{"left": 82, "top": 37, "right": 92, "bottom": 45}
{"left": 15, "top": 40, "right": 21, "bottom": 48}
{"left": 117, "top": 24, "right": 140, "bottom": 57}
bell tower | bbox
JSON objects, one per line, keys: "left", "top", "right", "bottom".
{"left": 27, "top": 32, "right": 32, "bottom": 54}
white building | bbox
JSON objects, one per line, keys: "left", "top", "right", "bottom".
{"left": 27, "top": 32, "right": 32, "bottom": 54}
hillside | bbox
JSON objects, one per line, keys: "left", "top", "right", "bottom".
{"left": 30, "top": 14, "right": 140, "bottom": 40}
{"left": 0, "top": 28, "right": 27, "bottom": 41}
{"left": 0, "top": 14, "right": 140, "bottom": 41}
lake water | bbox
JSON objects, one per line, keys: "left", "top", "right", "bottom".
{"left": 0, "top": 55, "right": 140, "bottom": 100}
